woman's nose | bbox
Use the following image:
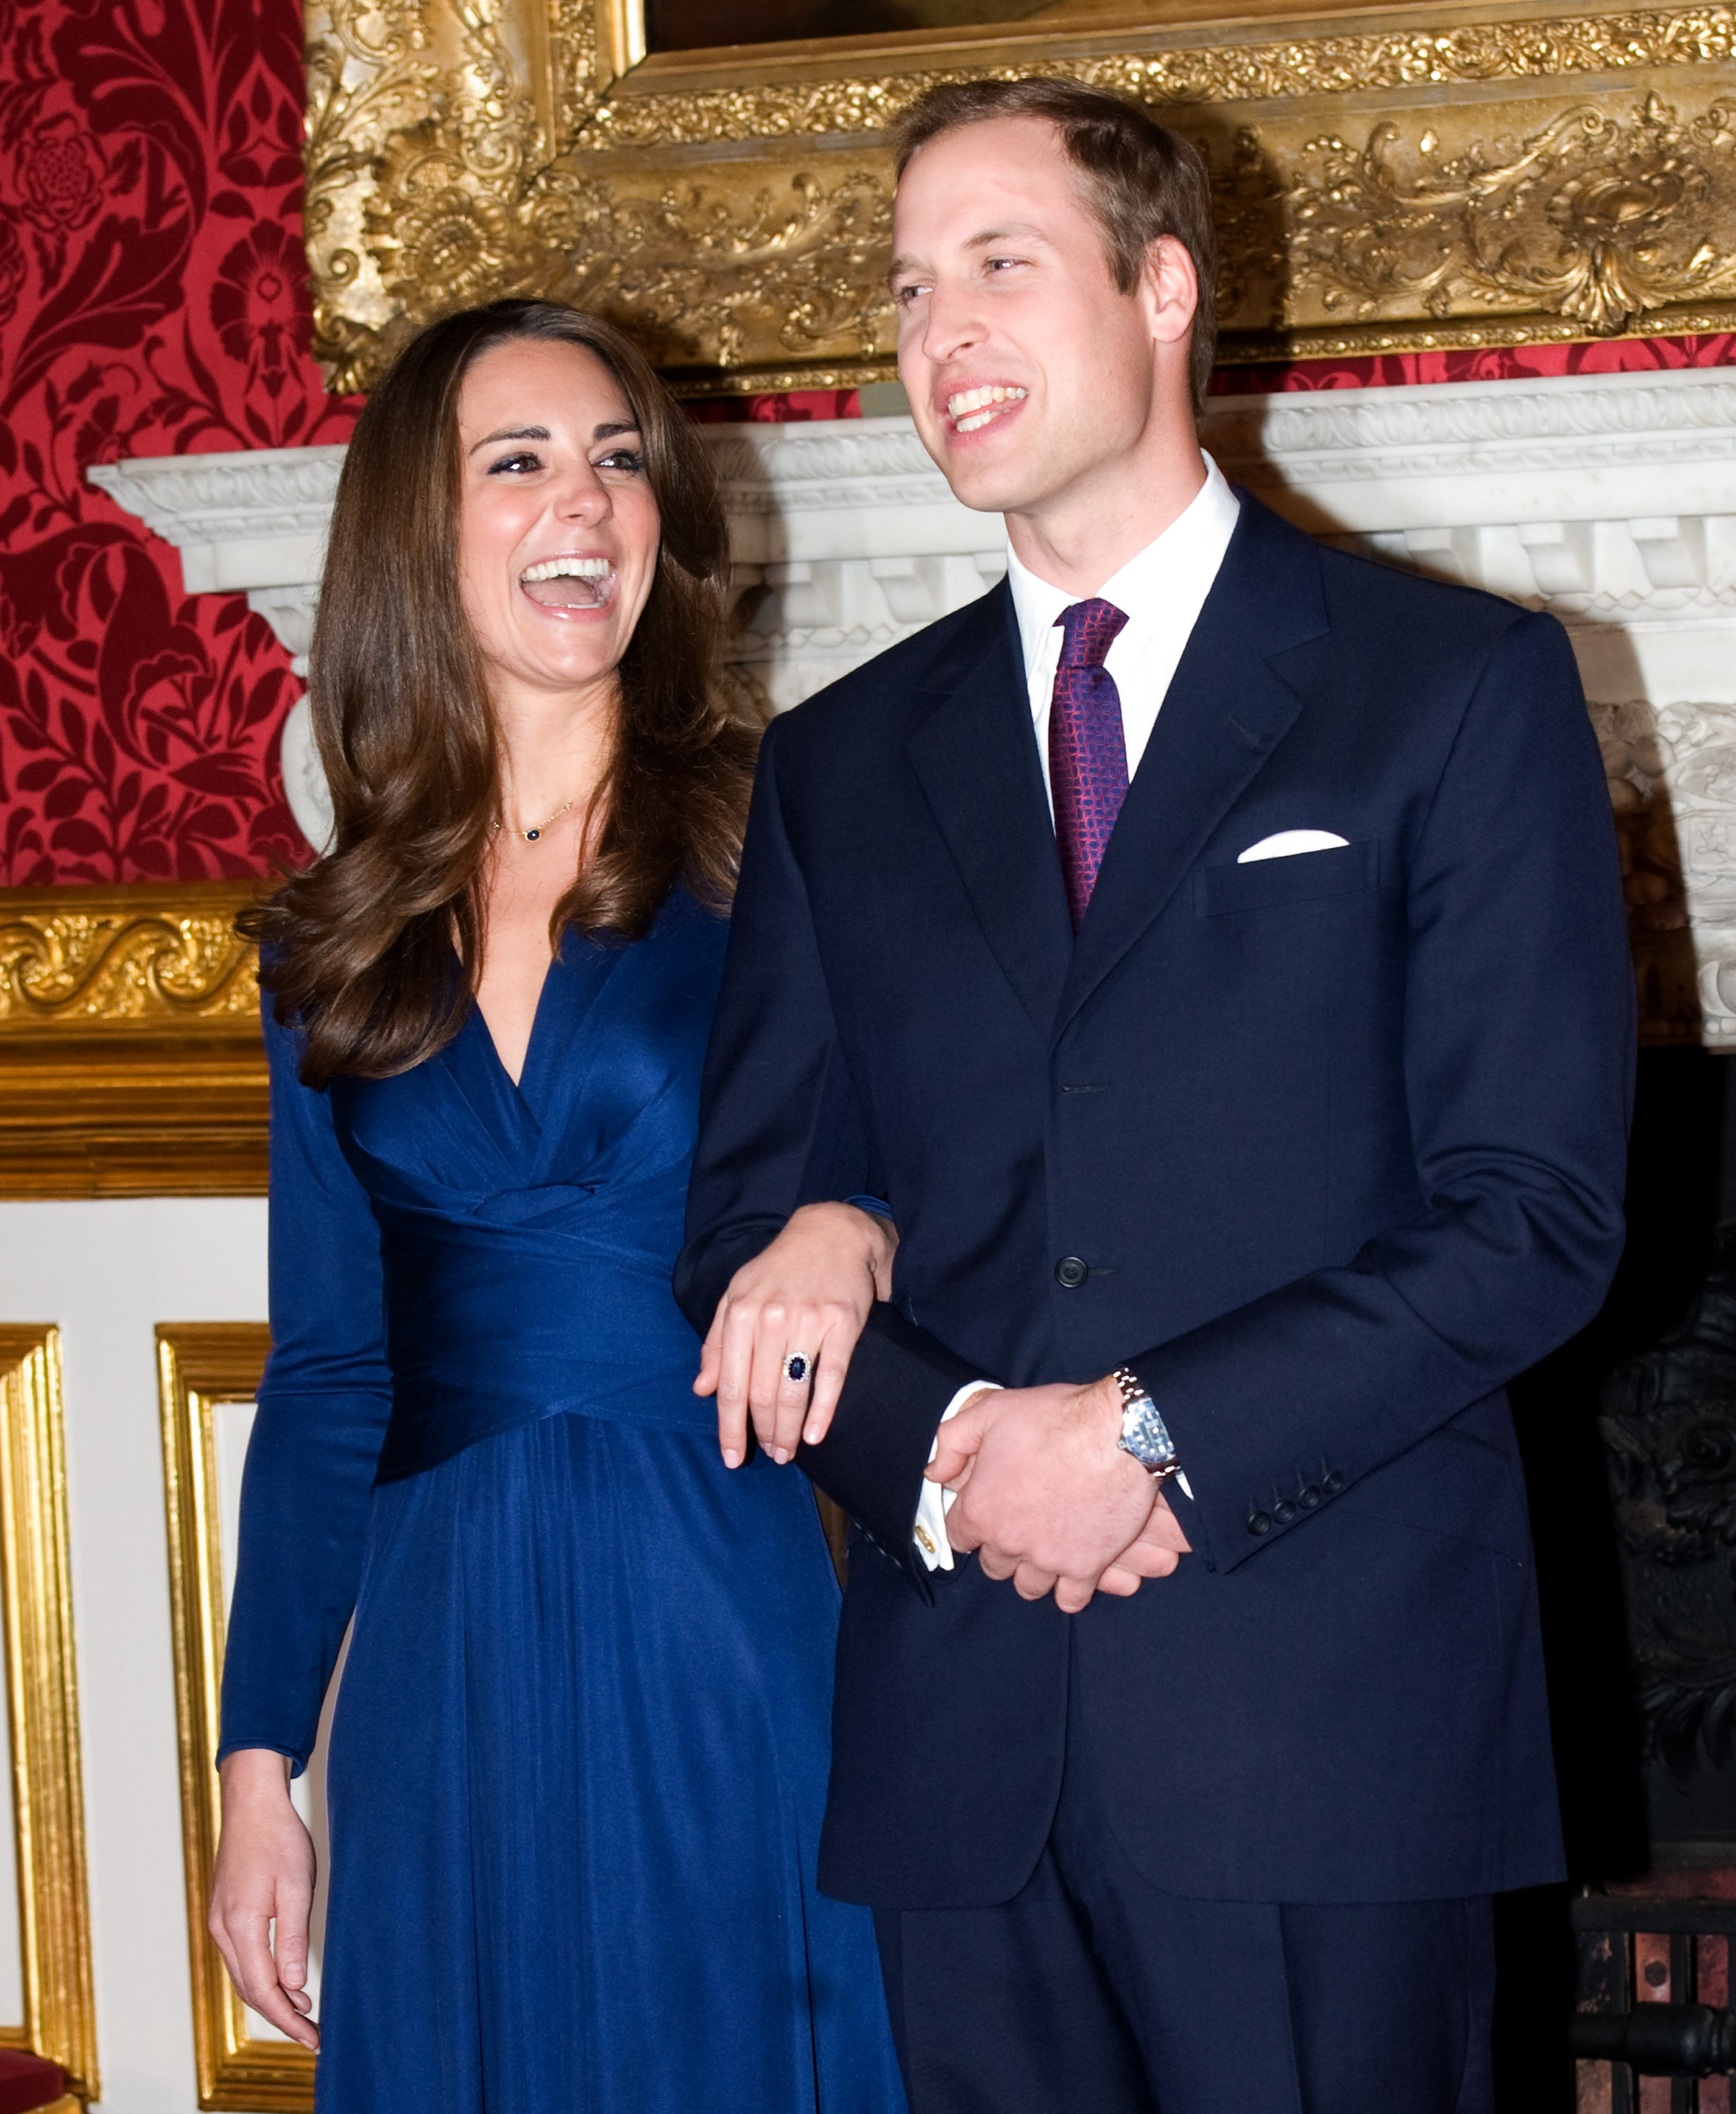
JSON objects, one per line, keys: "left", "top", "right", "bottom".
{"left": 553, "top": 462, "right": 611, "bottom": 521}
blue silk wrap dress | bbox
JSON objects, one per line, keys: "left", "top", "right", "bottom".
{"left": 218, "top": 887, "right": 905, "bottom": 2114}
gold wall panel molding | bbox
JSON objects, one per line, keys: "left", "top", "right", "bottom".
{"left": 304, "top": 0, "right": 1736, "bottom": 392}
{"left": 0, "top": 1331, "right": 98, "bottom": 2103}
{"left": 0, "top": 884, "right": 266, "bottom": 1201}
{"left": 157, "top": 1325, "right": 311, "bottom": 2114}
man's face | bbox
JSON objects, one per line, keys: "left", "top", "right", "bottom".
{"left": 890, "top": 116, "right": 1164, "bottom": 524}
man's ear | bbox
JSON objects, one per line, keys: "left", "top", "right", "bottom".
{"left": 1141, "top": 234, "right": 1198, "bottom": 349}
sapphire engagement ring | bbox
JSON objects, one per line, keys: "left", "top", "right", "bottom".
{"left": 781, "top": 1353, "right": 813, "bottom": 1385}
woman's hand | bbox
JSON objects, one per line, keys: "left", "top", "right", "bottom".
{"left": 209, "top": 1749, "right": 319, "bottom": 2050}
{"left": 695, "top": 1202, "right": 898, "bottom": 1468}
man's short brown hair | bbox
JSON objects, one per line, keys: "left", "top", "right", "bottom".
{"left": 889, "top": 78, "right": 1217, "bottom": 419}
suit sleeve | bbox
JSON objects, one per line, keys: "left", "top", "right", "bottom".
{"left": 676, "top": 720, "right": 981, "bottom": 1588}
{"left": 1134, "top": 610, "right": 1635, "bottom": 1572}
{"left": 216, "top": 1000, "right": 395, "bottom": 1773}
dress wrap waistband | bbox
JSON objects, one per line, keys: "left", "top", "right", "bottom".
{"left": 373, "top": 1201, "right": 708, "bottom": 1483}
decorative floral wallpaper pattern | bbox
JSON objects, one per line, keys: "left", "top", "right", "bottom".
{"left": 0, "top": 0, "right": 356, "bottom": 885}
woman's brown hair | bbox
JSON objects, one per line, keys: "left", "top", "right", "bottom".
{"left": 243, "top": 299, "right": 758, "bottom": 1089}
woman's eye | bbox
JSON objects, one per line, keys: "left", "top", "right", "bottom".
{"left": 595, "top": 448, "right": 645, "bottom": 474}
{"left": 487, "top": 451, "right": 542, "bottom": 475}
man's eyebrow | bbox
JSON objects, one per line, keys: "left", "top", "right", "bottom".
{"left": 965, "top": 223, "right": 1048, "bottom": 250}
{"left": 886, "top": 223, "right": 1051, "bottom": 287}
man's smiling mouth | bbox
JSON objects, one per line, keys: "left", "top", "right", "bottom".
{"left": 519, "top": 556, "right": 616, "bottom": 611}
{"left": 947, "top": 386, "right": 1027, "bottom": 435}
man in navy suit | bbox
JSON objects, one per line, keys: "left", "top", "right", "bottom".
{"left": 677, "top": 76, "right": 1634, "bottom": 2114}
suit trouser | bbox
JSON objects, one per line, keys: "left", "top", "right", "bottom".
{"left": 872, "top": 1691, "right": 1496, "bottom": 2114}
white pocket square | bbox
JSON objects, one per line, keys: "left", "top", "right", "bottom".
{"left": 1236, "top": 830, "right": 1350, "bottom": 865}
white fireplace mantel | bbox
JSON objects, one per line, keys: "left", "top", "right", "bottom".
{"left": 89, "top": 366, "right": 1736, "bottom": 1047}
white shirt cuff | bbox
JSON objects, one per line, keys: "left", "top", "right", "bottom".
{"left": 913, "top": 1382, "right": 1000, "bottom": 1571}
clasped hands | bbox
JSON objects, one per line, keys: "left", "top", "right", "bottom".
{"left": 696, "top": 1204, "right": 1190, "bottom": 1610}
{"left": 931, "top": 1378, "right": 1190, "bottom": 1612}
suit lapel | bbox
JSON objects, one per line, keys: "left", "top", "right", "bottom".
{"left": 907, "top": 583, "right": 1074, "bottom": 1037}
{"left": 1054, "top": 496, "right": 1331, "bottom": 1039}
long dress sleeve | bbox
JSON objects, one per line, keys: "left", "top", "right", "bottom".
{"left": 217, "top": 999, "right": 395, "bottom": 1775}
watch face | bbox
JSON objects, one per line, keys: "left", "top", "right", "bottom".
{"left": 1120, "top": 1394, "right": 1177, "bottom": 1471}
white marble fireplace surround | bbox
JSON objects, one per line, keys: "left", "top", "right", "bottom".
{"left": 90, "top": 366, "right": 1736, "bottom": 1046}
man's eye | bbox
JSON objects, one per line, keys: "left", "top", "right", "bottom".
{"left": 893, "top": 283, "right": 928, "bottom": 308}
{"left": 487, "top": 452, "right": 542, "bottom": 475}
{"left": 985, "top": 256, "right": 1022, "bottom": 273}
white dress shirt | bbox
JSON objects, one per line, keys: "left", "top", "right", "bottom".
{"left": 912, "top": 455, "right": 1239, "bottom": 1571}
{"left": 1008, "top": 451, "right": 1241, "bottom": 805}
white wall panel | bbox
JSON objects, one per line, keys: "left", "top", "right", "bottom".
{"left": 0, "top": 1199, "right": 266, "bottom": 2111}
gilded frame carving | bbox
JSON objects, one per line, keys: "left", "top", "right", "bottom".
{"left": 306, "top": 0, "right": 1736, "bottom": 393}
{"left": 0, "top": 882, "right": 266, "bottom": 1201}
{"left": 156, "top": 1324, "right": 313, "bottom": 2114}
{"left": 0, "top": 1330, "right": 99, "bottom": 2106}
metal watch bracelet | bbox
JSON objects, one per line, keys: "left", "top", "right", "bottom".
{"left": 1111, "top": 1366, "right": 1180, "bottom": 1480}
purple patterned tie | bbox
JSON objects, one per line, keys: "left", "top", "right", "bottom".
{"left": 1048, "top": 598, "right": 1130, "bottom": 931}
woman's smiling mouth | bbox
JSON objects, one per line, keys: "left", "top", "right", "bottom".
{"left": 520, "top": 555, "right": 616, "bottom": 611}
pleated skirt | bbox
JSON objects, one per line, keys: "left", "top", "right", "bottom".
{"left": 315, "top": 1408, "right": 907, "bottom": 2114}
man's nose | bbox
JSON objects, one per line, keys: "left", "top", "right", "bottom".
{"left": 918, "top": 280, "right": 986, "bottom": 365}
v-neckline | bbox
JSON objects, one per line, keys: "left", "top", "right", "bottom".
{"left": 473, "top": 948, "right": 561, "bottom": 1099}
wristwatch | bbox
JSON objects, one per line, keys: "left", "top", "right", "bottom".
{"left": 1111, "top": 1366, "right": 1180, "bottom": 1481}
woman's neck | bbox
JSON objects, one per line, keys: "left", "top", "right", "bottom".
{"left": 492, "top": 678, "right": 616, "bottom": 839}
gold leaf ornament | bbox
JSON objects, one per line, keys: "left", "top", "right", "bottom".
{"left": 1291, "top": 94, "right": 1736, "bottom": 332}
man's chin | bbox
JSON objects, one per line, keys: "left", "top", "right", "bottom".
{"left": 932, "top": 446, "right": 1037, "bottom": 517}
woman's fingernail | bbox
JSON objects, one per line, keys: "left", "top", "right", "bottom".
{"left": 721, "top": 1447, "right": 742, "bottom": 1469}
{"left": 771, "top": 1445, "right": 790, "bottom": 1464}
{"left": 803, "top": 1422, "right": 821, "bottom": 1445}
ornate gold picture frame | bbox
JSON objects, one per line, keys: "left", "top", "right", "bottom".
{"left": 0, "top": 1330, "right": 98, "bottom": 2107}
{"left": 0, "top": 883, "right": 266, "bottom": 1201}
{"left": 156, "top": 1324, "right": 314, "bottom": 2114}
{"left": 307, "top": 0, "right": 1736, "bottom": 394}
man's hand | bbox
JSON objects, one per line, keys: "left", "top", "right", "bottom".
{"left": 209, "top": 1748, "right": 318, "bottom": 2049}
{"left": 928, "top": 1376, "right": 1191, "bottom": 1613}
{"left": 695, "top": 1202, "right": 898, "bottom": 1468}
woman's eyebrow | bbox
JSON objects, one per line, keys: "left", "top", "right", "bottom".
{"left": 469, "top": 424, "right": 550, "bottom": 453}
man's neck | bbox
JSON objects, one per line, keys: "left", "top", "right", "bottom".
{"left": 1005, "top": 438, "right": 1208, "bottom": 599}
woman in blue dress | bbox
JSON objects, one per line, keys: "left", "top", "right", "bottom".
{"left": 209, "top": 299, "right": 907, "bottom": 2114}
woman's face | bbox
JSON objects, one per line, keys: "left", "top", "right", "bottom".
{"left": 455, "top": 337, "right": 662, "bottom": 714}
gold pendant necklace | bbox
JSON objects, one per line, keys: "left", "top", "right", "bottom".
{"left": 495, "top": 797, "right": 574, "bottom": 846}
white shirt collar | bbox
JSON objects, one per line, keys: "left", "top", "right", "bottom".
{"left": 1005, "top": 453, "right": 1241, "bottom": 682}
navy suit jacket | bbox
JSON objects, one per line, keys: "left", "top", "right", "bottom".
{"left": 676, "top": 493, "right": 1635, "bottom": 1910}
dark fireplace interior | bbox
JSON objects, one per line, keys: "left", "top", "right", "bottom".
{"left": 1499, "top": 1047, "right": 1736, "bottom": 2108}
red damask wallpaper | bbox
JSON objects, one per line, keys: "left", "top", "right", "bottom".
{"left": 0, "top": 0, "right": 356, "bottom": 884}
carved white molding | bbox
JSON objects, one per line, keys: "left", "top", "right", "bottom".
{"left": 89, "top": 366, "right": 1736, "bottom": 1044}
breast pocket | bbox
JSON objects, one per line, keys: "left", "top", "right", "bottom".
{"left": 1196, "top": 839, "right": 1380, "bottom": 916}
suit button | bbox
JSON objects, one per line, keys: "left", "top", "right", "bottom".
{"left": 1054, "top": 1255, "right": 1089, "bottom": 1289}
{"left": 1247, "top": 1510, "right": 1272, "bottom": 1536}
{"left": 1273, "top": 1500, "right": 1297, "bottom": 1525}
{"left": 1298, "top": 1484, "right": 1322, "bottom": 1510}
{"left": 1323, "top": 1469, "right": 1344, "bottom": 1495}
